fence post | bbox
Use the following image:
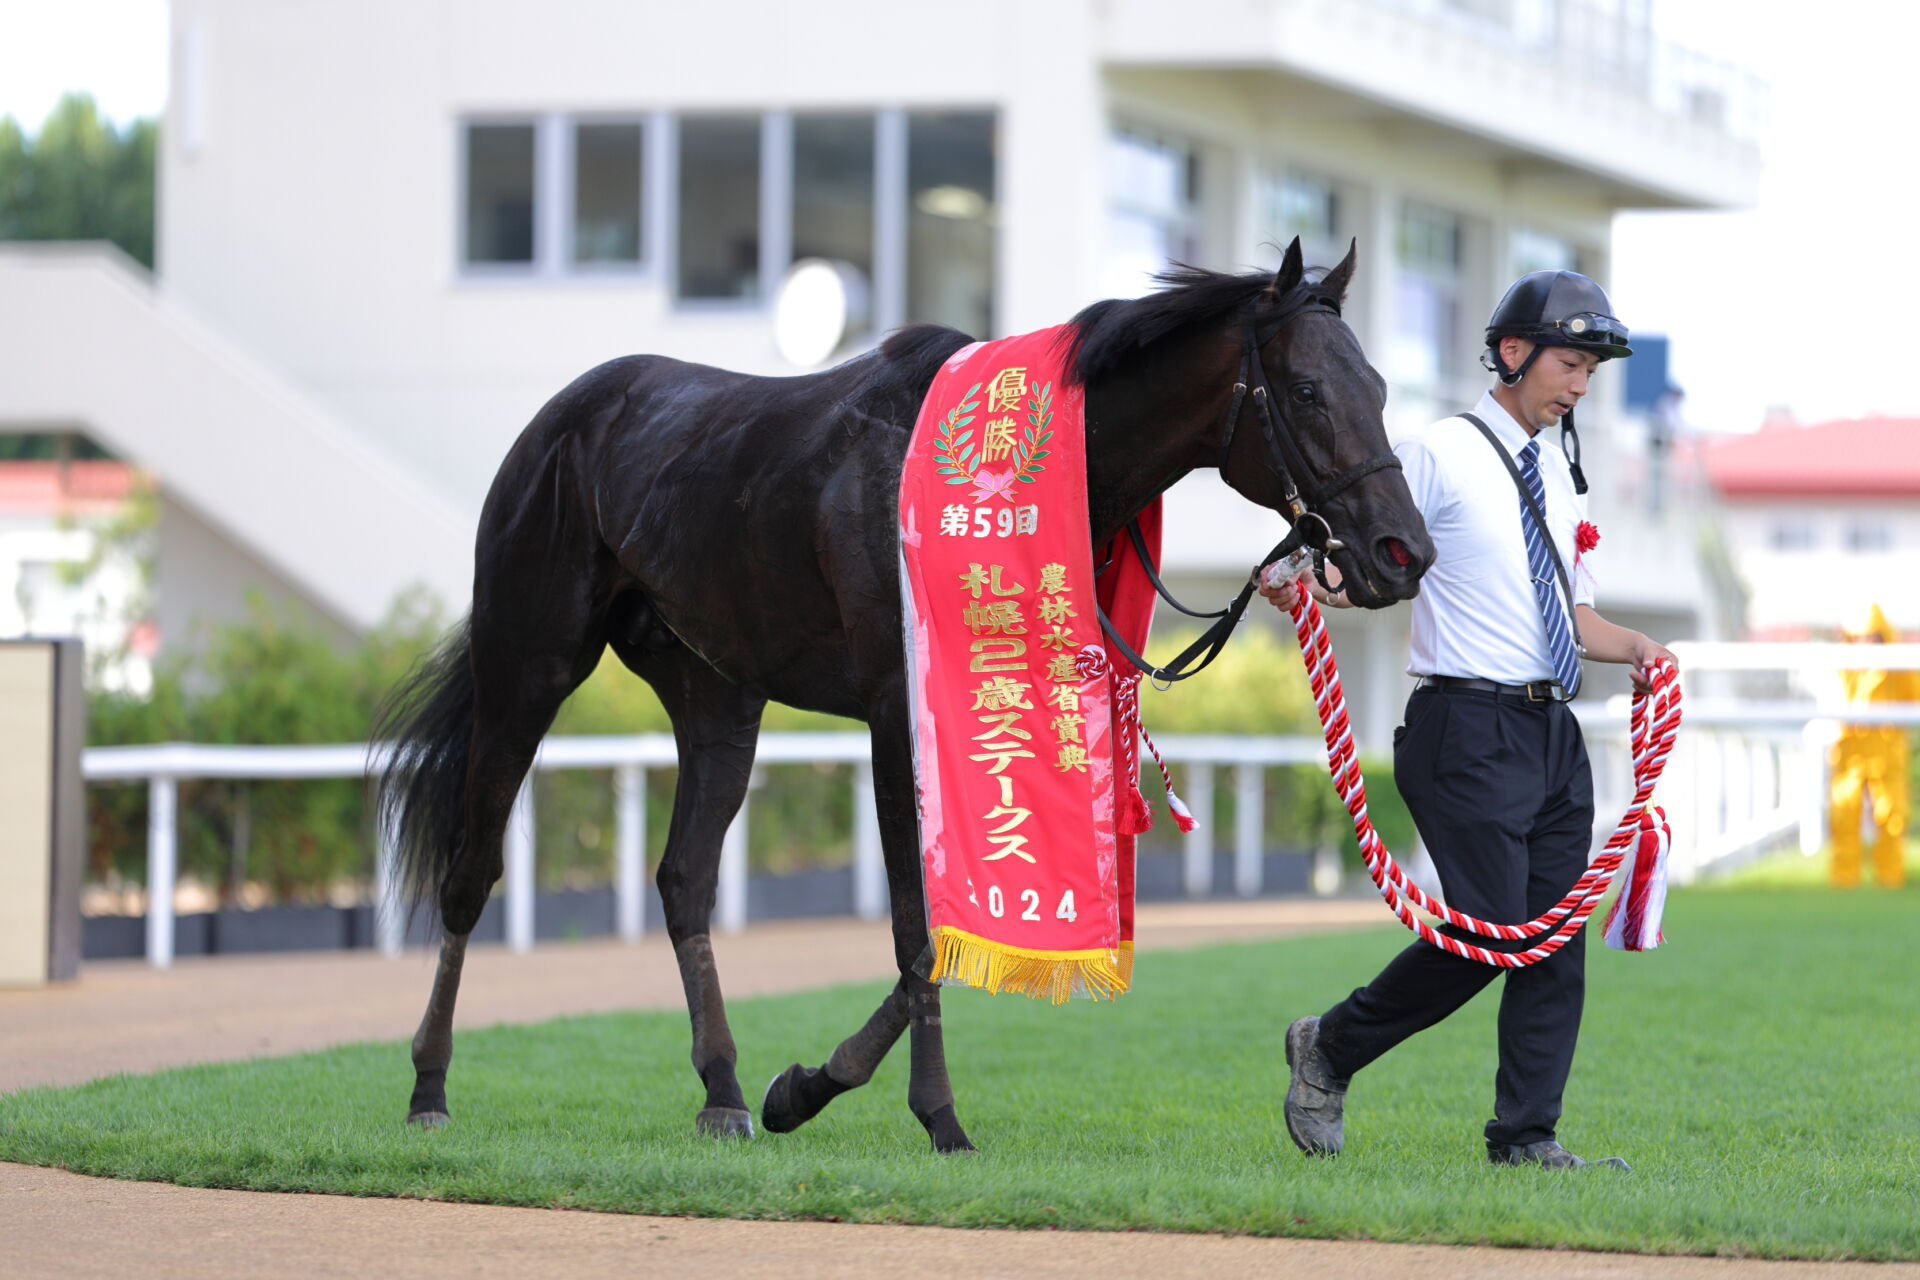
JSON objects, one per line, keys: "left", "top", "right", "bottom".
{"left": 1311, "top": 845, "right": 1343, "bottom": 896}
{"left": 505, "top": 776, "right": 535, "bottom": 952}
{"left": 1799, "top": 719, "right": 1832, "bottom": 857}
{"left": 1234, "top": 761, "right": 1264, "bottom": 897}
{"left": 717, "top": 793, "right": 749, "bottom": 935}
{"left": 614, "top": 764, "right": 646, "bottom": 942}
{"left": 852, "top": 760, "right": 886, "bottom": 921}
{"left": 375, "top": 814, "right": 403, "bottom": 957}
{"left": 1183, "top": 761, "right": 1214, "bottom": 898}
{"left": 146, "top": 774, "right": 176, "bottom": 970}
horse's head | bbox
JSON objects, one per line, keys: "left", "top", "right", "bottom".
{"left": 1220, "top": 238, "right": 1434, "bottom": 609}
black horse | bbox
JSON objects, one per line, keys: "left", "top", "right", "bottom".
{"left": 376, "top": 239, "right": 1432, "bottom": 1153}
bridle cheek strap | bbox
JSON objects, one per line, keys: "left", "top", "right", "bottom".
{"left": 1219, "top": 310, "right": 1401, "bottom": 556}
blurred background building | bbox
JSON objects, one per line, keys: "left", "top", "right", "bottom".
{"left": 1700, "top": 414, "right": 1920, "bottom": 641}
{"left": 0, "top": 0, "right": 1767, "bottom": 748}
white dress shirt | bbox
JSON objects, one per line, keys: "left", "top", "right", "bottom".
{"left": 1397, "top": 389, "right": 1595, "bottom": 685}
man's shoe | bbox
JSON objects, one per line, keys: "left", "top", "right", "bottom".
{"left": 1283, "top": 1016, "right": 1347, "bottom": 1156}
{"left": 1487, "top": 1139, "right": 1630, "bottom": 1172}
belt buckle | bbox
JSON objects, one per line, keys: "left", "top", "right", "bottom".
{"left": 1527, "top": 681, "right": 1545, "bottom": 703}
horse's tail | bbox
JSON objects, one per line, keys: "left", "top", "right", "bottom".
{"left": 372, "top": 619, "right": 475, "bottom": 920}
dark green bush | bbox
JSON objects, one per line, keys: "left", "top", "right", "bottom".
{"left": 87, "top": 592, "right": 446, "bottom": 901}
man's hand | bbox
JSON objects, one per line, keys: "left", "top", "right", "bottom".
{"left": 1627, "top": 635, "right": 1679, "bottom": 694}
{"left": 1254, "top": 564, "right": 1307, "bottom": 613}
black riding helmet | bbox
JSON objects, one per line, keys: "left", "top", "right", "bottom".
{"left": 1479, "top": 270, "right": 1632, "bottom": 495}
{"left": 1483, "top": 270, "right": 1632, "bottom": 376}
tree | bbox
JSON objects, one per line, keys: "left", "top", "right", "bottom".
{"left": 0, "top": 92, "right": 156, "bottom": 269}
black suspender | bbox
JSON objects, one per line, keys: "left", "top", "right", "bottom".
{"left": 1460, "top": 412, "right": 1585, "bottom": 657}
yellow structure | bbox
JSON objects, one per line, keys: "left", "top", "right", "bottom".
{"left": 1830, "top": 604, "right": 1914, "bottom": 888}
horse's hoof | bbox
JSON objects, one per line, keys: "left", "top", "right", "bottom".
{"left": 761, "top": 1064, "right": 808, "bottom": 1134}
{"left": 406, "top": 1110, "right": 450, "bottom": 1129}
{"left": 921, "top": 1103, "right": 977, "bottom": 1154}
{"left": 696, "top": 1106, "right": 755, "bottom": 1138}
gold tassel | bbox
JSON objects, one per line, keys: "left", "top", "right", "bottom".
{"left": 928, "top": 927, "right": 1133, "bottom": 1003}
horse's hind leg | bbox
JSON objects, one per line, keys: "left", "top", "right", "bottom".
{"left": 406, "top": 537, "right": 610, "bottom": 1127}
{"left": 613, "top": 627, "right": 766, "bottom": 1138}
{"left": 762, "top": 695, "right": 974, "bottom": 1152}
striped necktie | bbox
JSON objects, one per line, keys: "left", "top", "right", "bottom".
{"left": 1517, "top": 439, "right": 1582, "bottom": 696}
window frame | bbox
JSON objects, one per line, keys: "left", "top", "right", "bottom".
{"left": 457, "top": 114, "right": 545, "bottom": 276}
{"left": 452, "top": 105, "right": 997, "bottom": 341}
{"left": 1104, "top": 121, "right": 1203, "bottom": 300}
{"left": 568, "top": 115, "right": 651, "bottom": 275}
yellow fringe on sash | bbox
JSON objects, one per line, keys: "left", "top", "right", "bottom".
{"left": 928, "top": 926, "right": 1134, "bottom": 1003}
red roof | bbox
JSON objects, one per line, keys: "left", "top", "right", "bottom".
{"left": 1702, "top": 416, "right": 1920, "bottom": 498}
{"left": 0, "top": 461, "right": 141, "bottom": 515}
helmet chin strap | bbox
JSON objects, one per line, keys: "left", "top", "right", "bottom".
{"left": 1561, "top": 405, "right": 1589, "bottom": 495}
{"left": 1485, "top": 344, "right": 1590, "bottom": 495}
{"left": 1485, "top": 343, "right": 1547, "bottom": 387}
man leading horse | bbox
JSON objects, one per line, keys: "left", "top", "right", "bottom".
{"left": 1261, "top": 270, "right": 1679, "bottom": 1170}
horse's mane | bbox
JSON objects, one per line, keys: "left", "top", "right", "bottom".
{"left": 877, "top": 263, "right": 1330, "bottom": 389}
{"left": 878, "top": 323, "right": 974, "bottom": 376}
{"left": 1063, "top": 265, "right": 1276, "bottom": 386}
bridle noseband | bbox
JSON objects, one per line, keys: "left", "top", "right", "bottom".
{"left": 1095, "top": 286, "right": 1402, "bottom": 686}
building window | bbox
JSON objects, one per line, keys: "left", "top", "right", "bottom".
{"left": 1259, "top": 170, "right": 1340, "bottom": 270}
{"left": 1845, "top": 522, "right": 1891, "bottom": 553}
{"left": 1104, "top": 125, "right": 1198, "bottom": 299}
{"left": 464, "top": 123, "right": 537, "bottom": 265}
{"left": 573, "top": 123, "right": 644, "bottom": 266}
{"left": 1770, "top": 520, "right": 1816, "bottom": 552}
{"left": 1390, "top": 201, "right": 1465, "bottom": 394}
{"left": 677, "top": 115, "right": 763, "bottom": 301}
{"left": 793, "top": 113, "right": 876, "bottom": 282}
{"left": 455, "top": 108, "right": 998, "bottom": 338}
{"left": 908, "top": 112, "right": 997, "bottom": 338}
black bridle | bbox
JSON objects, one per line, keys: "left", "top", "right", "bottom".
{"left": 1095, "top": 288, "right": 1401, "bottom": 686}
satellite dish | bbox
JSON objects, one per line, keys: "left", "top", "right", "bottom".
{"left": 773, "top": 258, "right": 870, "bottom": 368}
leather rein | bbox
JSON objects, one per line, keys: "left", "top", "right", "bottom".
{"left": 1095, "top": 289, "right": 1401, "bottom": 686}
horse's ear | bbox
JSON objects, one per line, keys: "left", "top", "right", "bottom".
{"left": 1319, "top": 238, "right": 1358, "bottom": 310}
{"left": 1273, "top": 236, "right": 1305, "bottom": 293}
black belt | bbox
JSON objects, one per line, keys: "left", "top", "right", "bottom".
{"left": 1417, "top": 675, "right": 1572, "bottom": 703}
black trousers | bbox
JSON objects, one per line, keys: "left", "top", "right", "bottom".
{"left": 1316, "top": 685, "right": 1595, "bottom": 1149}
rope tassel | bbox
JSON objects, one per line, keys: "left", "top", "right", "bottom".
{"left": 1603, "top": 807, "right": 1671, "bottom": 951}
{"left": 1147, "top": 724, "right": 1198, "bottom": 834}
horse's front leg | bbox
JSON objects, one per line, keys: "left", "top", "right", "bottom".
{"left": 761, "top": 702, "right": 974, "bottom": 1152}
{"left": 761, "top": 977, "right": 910, "bottom": 1132}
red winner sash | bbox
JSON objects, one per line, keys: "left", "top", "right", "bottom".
{"left": 899, "top": 325, "right": 1161, "bottom": 1002}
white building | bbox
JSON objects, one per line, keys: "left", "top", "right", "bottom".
{"left": 1702, "top": 416, "right": 1920, "bottom": 641}
{"left": 0, "top": 0, "right": 1763, "bottom": 746}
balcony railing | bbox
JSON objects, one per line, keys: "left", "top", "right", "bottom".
{"left": 1363, "top": 0, "right": 1767, "bottom": 144}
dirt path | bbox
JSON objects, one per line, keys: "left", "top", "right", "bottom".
{"left": 6, "top": 1161, "right": 1905, "bottom": 1280}
{"left": 0, "top": 899, "right": 1388, "bottom": 1091}
{"left": 5, "top": 900, "right": 1910, "bottom": 1279}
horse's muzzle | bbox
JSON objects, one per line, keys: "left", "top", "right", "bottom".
{"left": 1334, "top": 529, "right": 1433, "bottom": 608}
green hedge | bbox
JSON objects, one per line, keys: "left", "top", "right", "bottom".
{"left": 86, "top": 594, "right": 445, "bottom": 901}
{"left": 86, "top": 602, "right": 1414, "bottom": 903}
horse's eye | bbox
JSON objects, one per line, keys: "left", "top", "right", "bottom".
{"left": 1291, "top": 383, "right": 1318, "bottom": 405}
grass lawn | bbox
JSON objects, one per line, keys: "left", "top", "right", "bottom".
{"left": 3, "top": 888, "right": 1915, "bottom": 1260}
{"left": 1705, "top": 839, "right": 1920, "bottom": 891}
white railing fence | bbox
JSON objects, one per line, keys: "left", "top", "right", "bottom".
{"left": 84, "top": 643, "right": 1920, "bottom": 969}
{"left": 1577, "top": 643, "right": 1920, "bottom": 886}
{"left": 84, "top": 734, "right": 1335, "bottom": 970}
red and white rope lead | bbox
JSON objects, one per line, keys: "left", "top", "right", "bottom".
{"left": 1286, "top": 591, "right": 1682, "bottom": 968}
